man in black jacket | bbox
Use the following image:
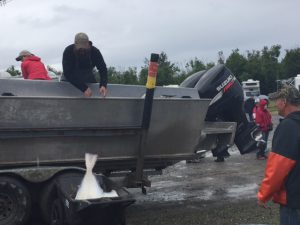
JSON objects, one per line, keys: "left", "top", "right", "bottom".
{"left": 62, "top": 32, "right": 108, "bottom": 97}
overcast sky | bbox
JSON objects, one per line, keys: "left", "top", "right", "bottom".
{"left": 1, "top": 0, "right": 300, "bottom": 72}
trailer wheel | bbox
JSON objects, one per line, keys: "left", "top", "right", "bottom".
{"left": 0, "top": 176, "right": 31, "bottom": 225}
{"left": 40, "top": 179, "right": 56, "bottom": 224}
{"left": 50, "top": 199, "right": 64, "bottom": 225}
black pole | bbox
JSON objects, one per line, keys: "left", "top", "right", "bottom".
{"left": 136, "top": 53, "right": 159, "bottom": 193}
{"left": 142, "top": 53, "right": 159, "bottom": 128}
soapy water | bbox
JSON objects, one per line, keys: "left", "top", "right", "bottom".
{"left": 75, "top": 153, "right": 118, "bottom": 200}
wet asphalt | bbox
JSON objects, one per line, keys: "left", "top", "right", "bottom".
{"left": 126, "top": 151, "right": 279, "bottom": 225}
{"left": 126, "top": 116, "right": 280, "bottom": 225}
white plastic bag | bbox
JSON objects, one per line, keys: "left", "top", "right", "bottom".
{"left": 75, "top": 153, "right": 103, "bottom": 200}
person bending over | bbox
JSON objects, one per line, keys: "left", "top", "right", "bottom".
{"left": 16, "top": 50, "right": 51, "bottom": 80}
{"left": 62, "top": 32, "right": 108, "bottom": 97}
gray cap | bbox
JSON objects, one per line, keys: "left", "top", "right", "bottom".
{"left": 15, "top": 50, "right": 33, "bottom": 61}
{"left": 74, "top": 32, "right": 90, "bottom": 49}
{"left": 269, "top": 85, "right": 300, "bottom": 104}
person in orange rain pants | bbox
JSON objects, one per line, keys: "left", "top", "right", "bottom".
{"left": 258, "top": 85, "right": 300, "bottom": 225}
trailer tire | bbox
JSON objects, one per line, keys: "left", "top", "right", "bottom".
{"left": 40, "top": 179, "right": 56, "bottom": 224}
{"left": 50, "top": 199, "right": 64, "bottom": 225}
{"left": 0, "top": 176, "right": 31, "bottom": 225}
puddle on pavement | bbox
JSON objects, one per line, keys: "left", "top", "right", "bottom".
{"left": 152, "top": 180, "right": 181, "bottom": 189}
{"left": 173, "top": 160, "right": 188, "bottom": 169}
{"left": 226, "top": 183, "right": 258, "bottom": 198}
{"left": 146, "top": 191, "right": 186, "bottom": 201}
{"left": 196, "top": 189, "right": 214, "bottom": 200}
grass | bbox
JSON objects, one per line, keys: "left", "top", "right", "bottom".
{"left": 268, "top": 101, "right": 278, "bottom": 114}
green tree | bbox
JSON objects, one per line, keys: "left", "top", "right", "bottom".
{"left": 0, "top": 0, "right": 8, "bottom": 6}
{"left": 107, "top": 66, "right": 139, "bottom": 84}
{"left": 185, "top": 57, "right": 206, "bottom": 75}
{"left": 6, "top": 65, "right": 21, "bottom": 76}
{"left": 174, "top": 58, "right": 213, "bottom": 85}
{"left": 237, "top": 45, "right": 281, "bottom": 94}
{"left": 281, "top": 48, "right": 300, "bottom": 79}
{"left": 225, "top": 49, "right": 247, "bottom": 81}
{"left": 156, "top": 52, "right": 180, "bottom": 86}
{"left": 138, "top": 52, "right": 180, "bottom": 86}
{"left": 122, "top": 67, "right": 138, "bottom": 84}
{"left": 107, "top": 66, "right": 122, "bottom": 84}
{"left": 138, "top": 66, "right": 148, "bottom": 85}
{"left": 244, "top": 50, "right": 262, "bottom": 81}
{"left": 205, "top": 62, "right": 215, "bottom": 70}
{"left": 260, "top": 45, "right": 281, "bottom": 93}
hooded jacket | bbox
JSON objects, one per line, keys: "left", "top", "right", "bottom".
{"left": 255, "top": 99, "right": 272, "bottom": 132}
{"left": 258, "top": 111, "right": 300, "bottom": 209}
{"left": 21, "top": 56, "right": 51, "bottom": 80}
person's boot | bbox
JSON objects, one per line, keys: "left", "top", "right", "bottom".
{"left": 257, "top": 156, "right": 266, "bottom": 160}
{"left": 223, "top": 150, "right": 230, "bottom": 158}
{"left": 214, "top": 156, "right": 225, "bottom": 162}
{"left": 256, "top": 153, "right": 266, "bottom": 160}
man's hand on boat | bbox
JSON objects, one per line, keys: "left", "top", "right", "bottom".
{"left": 99, "top": 86, "right": 107, "bottom": 97}
{"left": 84, "top": 87, "right": 92, "bottom": 97}
{"left": 84, "top": 86, "right": 107, "bottom": 97}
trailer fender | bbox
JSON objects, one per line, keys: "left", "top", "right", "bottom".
{"left": 0, "top": 167, "right": 85, "bottom": 183}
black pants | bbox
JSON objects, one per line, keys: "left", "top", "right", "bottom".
{"left": 280, "top": 205, "right": 300, "bottom": 225}
{"left": 257, "top": 131, "right": 269, "bottom": 158}
{"left": 247, "top": 112, "right": 254, "bottom": 122}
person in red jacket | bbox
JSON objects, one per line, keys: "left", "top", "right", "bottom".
{"left": 258, "top": 85, "right": 300, "bottom": 225}
{"left": 255, "top": 99, "right": 272, "bottom": 159}
{"left": 16, "top": 50, "right": 51, "bottom": 80}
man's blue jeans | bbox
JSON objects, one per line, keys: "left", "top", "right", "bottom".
{"left": 280, "top": 205, "right": 300, "bottom": 225}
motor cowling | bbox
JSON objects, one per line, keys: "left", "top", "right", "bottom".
{"left": 180, "top": 64, "right": 258, "bottom": 154}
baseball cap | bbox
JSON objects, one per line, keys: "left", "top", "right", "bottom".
{"left": 269, "top": 85, "right": 300, "bottom": 104}
{"left": 74, "top": 32, "right": 90, "bottom": 49}
{"left": 15, "top": 50, "right": 33, "bottom": 61}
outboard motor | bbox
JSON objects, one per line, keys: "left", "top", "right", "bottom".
{"left": 180, "top": 64, "right": 258, "bottom": 154}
